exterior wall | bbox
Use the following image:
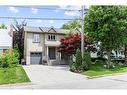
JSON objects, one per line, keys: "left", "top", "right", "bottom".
{"left": 25, "top": 32, "right": 44, "bottom": 65}
{"left": 45, "top": 34, "right": 63, "bottom": 46}
{"left": 45, "top": 34, "right": 64, "bottom": 65}
{"left": 25, "top": 31, "right": 64, "bottom": 65}
{"left": 0, "top": 29, "right": 12, "bottom": 54}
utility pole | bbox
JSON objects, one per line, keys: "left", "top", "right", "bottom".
{"left": 81, "top": 5, "right": 85, "bottom": 60}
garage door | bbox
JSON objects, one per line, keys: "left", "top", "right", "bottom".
{"left": 30, "top": 52, "right": 42, "bottom": 64}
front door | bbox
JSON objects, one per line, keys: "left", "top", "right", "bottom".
{"left": 48, "top": 47, "right": 56, "bottom": 60}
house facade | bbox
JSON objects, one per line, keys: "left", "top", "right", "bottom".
{"left": 23, "top": 26, "right": 76, "bottom": 65}
{"left": 0, "top": 29, "right": 12, "bottom": 54}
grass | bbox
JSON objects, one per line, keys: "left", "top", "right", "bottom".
{"left": 0, "top": 65, "right": 30, "bottom": 85}
{"left": 81, "top": 62, "right": 127, "bottom": 77}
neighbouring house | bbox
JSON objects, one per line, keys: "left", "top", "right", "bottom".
{"left": 23, "top": 26, "right": 79, "bottom": 65}
{"left": 0, "top": 29, "right": 12, "bottom": 54}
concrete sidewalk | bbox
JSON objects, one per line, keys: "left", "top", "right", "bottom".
{"left": 1, "top": 65, "right": 127, "bottom": 89}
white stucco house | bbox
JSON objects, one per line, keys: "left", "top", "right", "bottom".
{"left": 23, "top": 26, "right": 79, "bottom": 65}
{"left": 0, "top": 29, "right": 12, "bottom": 54}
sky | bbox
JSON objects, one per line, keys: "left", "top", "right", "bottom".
{"left": 0, "top": 5, "right": 85, "bottom": 29}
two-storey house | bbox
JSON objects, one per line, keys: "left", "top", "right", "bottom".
{"left": 23, "top": 26, "right": 75, "bottom": 65}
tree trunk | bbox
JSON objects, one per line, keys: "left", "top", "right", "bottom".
{"left": 124, "top": 45, "right": 127, "bottom": 64}
{"left": 107, "top": 51, "right": 111, "bottom": 68}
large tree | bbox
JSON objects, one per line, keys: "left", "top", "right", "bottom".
{"left": 13, "top": 20, "right": 27, "bottom": 63}
{"left": 84, "top": 6, "right": 124, "bottom": 67}
{"left": 119, "top": 7, "right": 127, "bottom": 64}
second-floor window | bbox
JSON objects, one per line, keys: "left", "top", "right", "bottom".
{"left": 33, "top": 34, "right": 40, "bottom": 43}
{"left": 48, "top": 35, "right": 56, "bottom": 41}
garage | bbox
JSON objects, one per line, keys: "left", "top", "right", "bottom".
{"left": 30, "top": 52, "right": 42, "bottom": 64}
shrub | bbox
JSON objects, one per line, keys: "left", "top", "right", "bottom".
{"left": 69, "top": 49, "right": 82, "bottom": 72}
{"left": 91, "top": 57, "right": 107, "bottom": 62}
{"left": 75, "top": 48, "right": 82, "bottom": 69}
{"left": 0, "top": 48, "right": 19, "bottom": 68}
{"left": 82, "top": 52, "right": 91, "bottom": 70}
{"left": 69, "top": 59, "right": 77, "bottom": 72}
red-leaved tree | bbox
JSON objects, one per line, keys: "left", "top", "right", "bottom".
{"left": 57, "top": 33, "right": 96, "bottom": 56}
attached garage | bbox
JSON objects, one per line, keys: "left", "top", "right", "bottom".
{"left": 30, "top": 52, "right": 42, "bottom": 64}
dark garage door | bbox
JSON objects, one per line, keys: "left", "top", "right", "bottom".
{"left": 30, "top": 52, "right": 42, "bottom": 64}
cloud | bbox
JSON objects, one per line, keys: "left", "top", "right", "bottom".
{"left": 57, "top": 6, "right": 81, "bottom": 17}
{"left": 8, "top": 7, "right": 19, "bottom": 13}
{"left": 35, "top": 20, "right": 42, "bottom": 23}
{"left": 59, "top": 5, "right": 82, "bottom": 10}
{"left": 31, "top": 8, "right": 38, "bottom": 14}
{"left": 49, "top": 20, "right": 54, "bottom": 24}
{"left": 56, "top": 5, "right": 89, "bottom": 17}
{"left": 64, "top": 11, "right": 80, "bottom": 16}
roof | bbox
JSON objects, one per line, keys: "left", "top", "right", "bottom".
{"left": 0, "top": 29, "right": 12, "bottom": 48}
{"left": 23, "top": 26, "right": 79, "bottom": 34}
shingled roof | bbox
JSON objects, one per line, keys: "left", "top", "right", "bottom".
{"left": 23, "top": 26, "right": 80, "bottom": 34}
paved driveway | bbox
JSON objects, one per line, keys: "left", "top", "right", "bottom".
{"left": 1, "top": 65, "right": 127, "bottom": 89}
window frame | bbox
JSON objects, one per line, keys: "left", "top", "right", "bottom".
{"left": 33, "top": 34, "right": 40, "bottom": 43}
{"left": 47, "top": 34, "right": 56, "bottom": 41}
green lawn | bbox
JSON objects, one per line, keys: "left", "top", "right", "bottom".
{"left": 81, "top": 66, "right": 127, "bottom": 77}
{"left": 0, "top": 65, "right": 30, "bottom": 85}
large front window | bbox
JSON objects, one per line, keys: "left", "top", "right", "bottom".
{"left": 48, "top": 47, "right": 56, "bottom": 59}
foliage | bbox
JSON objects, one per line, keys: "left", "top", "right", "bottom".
{"left": 57, "top": 33, "right": 96, "bottom": 56}
{"left": 69, "top": 49, "right": 82, "bottom": 72}
{"left": 82, "top": 52, "right": 92, "bottom": 70}
{"left": 62, "top": 18, "right": 81, "bottom": 30}
{"left": 0, "top": 49, "right": 19, "bottom": 68}
{"left": 118, "top": 7, "right": 127, "bottom": 64}
{"left": 0, "top": 23, "right": 7, "bottom": 29}
{"left": 69, "top": 49, "right": 92, "bottom": 72}
{"left": 13, "top": 20, "right": 27, "bottom": 63}
{"left": 84, "top": 6, "right": 125, "bottom": 66}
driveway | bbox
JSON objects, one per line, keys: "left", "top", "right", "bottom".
{"left": 1, "top": 65, "right": 127, "bottom": 89}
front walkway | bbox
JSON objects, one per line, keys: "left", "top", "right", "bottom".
{"left": 1, "top": 65, "right": 127, "bottom": 89}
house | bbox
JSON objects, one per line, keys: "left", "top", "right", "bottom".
{"left": 0, "top": 29, "right": 12, "bottom": 54}
{"left": 23, "top": 26, "right": 79, "bottom": 65}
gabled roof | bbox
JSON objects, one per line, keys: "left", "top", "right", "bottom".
{"left": 23, "top": 26, "right": 78, "bottom": 34}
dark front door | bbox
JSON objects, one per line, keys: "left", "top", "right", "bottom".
{"left": 30, "top": 52, "right": 42, "bottom": 64}
{"left": 48, "top": 47, "right": 56, "bottom": 60}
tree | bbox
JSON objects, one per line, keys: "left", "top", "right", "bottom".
{"left": 62, "top": 18, "right": 81, "bottom": 30}
{"left": 119, "top": 7, "right": 127, "bottom": 64}
{"left": 0, "top": 23, "right": 7, "bottom": 29}
{"left": 57, "top": 33, "right": 96, "bottom": 56}
{"left": 13, "top": 20, "right": 27, "bottom": 63}
{"left": 84, "top": 6, "right": 124, "bottom": 67}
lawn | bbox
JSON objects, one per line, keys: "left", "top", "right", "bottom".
{"left": 0, "top": 65, "right": 30, "bottom": 85}
{"left": 81, "top": 63, "right": 127, "bottom": 77}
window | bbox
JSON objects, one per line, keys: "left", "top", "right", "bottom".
{"left": 33, "top": 34, "right": 40, "bottom": 43}
{"left": 48, "top": 35, "right": 56, "bottom": 41}
{"left": 48, "top": 47, "right": 56, "bottom": 59}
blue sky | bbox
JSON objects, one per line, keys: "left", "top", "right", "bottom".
{"left": 0, "top": 6, "right": 82, "bottom": 29}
